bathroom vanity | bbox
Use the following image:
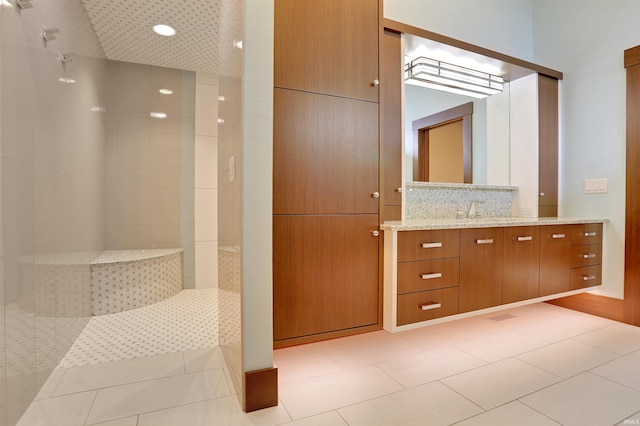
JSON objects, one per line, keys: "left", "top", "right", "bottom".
{"left": 382, "top": 217, "right": 605, "bottom": 332}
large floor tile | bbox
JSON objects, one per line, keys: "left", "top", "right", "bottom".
{"left": 88, "top": 417, "right": 139, "bottom": 426}
{"left": 522, "top": 316, "right": 614, "bottom": 343}
{"left": 574, "top": 323, "right": 640, "bottom": 355}
{"left": 280, "top": 411, "right": 347, "bottom": 426}
{"left": 337, "top": 381, "right": 482, "bottom": 426}
{"left": 591, "top": 349, "right": 640, "bottom": 391}
{"left": 86, "top": 368, "right": 231, "bottom": 424}
{"left": 517, "top": 339, "right": 619, "bottom": 378}
{"left": 53, "top": 351, "right": 185, "bottom": 396}
{"left": 453, "top": 331, "right": 548, "bottom": 363}
{"left": 441, "top": 358, "right": 560, "bottom": 410}
{"left": 399, "top": 321, "right": 490, "bottom": 350}
{"left": 138, "top": 396, "right": 290, "bottom": 426}
{"left": 455, "top": 401, "right": 560, "bottom": 426}
{"left": 376, "top": 345, "right": 486, "bottom": 388}
{"left": 520, "top": 372, "right": 640, "bottom": 426}
{"left": 278, "top": 365, "right": 404, "bottom": 419}
{"left": 274, "top": 348, "right": 342, "bottom": 384}
{"left": 617, "top": 411, "right": 640, "bottom": 426}
{"left": 17, "top": 391, "right": 97, "bottom": 426}
{"left": 184, "top": 346, "right": 227, "bottom": 373}
{"left": 313, "top": 331, "right": 423, "bottom": 370}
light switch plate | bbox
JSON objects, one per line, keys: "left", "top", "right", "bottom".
{"left": 584, "top": 178, "right": 608, "bottom": 194}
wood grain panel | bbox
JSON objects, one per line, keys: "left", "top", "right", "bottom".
{"left": 459, "top": 227, "right": 503, "bottom": 312}
{"left": 273, "top": 215, "right": 379, "bottom": 342}
{"left": 570, "top": 244, "right": 602, "bottom": 268}
{"left": 625, "top": 58, "right": 640, "bottom": 326}
{"left": 383, "top": 19, "right": 563, "bottom": 80}
{"left": 571, "top": 265, "right": 602, "bottom": 290}
{"left": 397, "top": 287, "right": 459, "bottom": 325}
{"left": 397, "top": 229, "right": 460, "bottom": 262}
{"left": 381, "top": 29, "right": 403, "bottom": 207}
{"left": 624, "top": 45, "right": 640, "bottom": 68}
{"left": 539, "top": 225, "right": 571, "bottom": 296}
{"left": 397, "top": 258, "right": 459, "bottom": 294}
{"left": 244, "top": 367, "right": 278, "bottom": 412}
{"left": 571, "top": 223, "right": 603, "bottom": 246}
{"left": 275, "top": 0, "right": 379, "bottom": 102}
{"left": 546, "top": 293, "right": 624, "bottom": 322}
{"left": 538, "top": 75, "right": 559, "bottom": 217}
{"left": 273, "top": 89, "right": 379, "bottom": 214}
{"left": 502, "top": 226, "right": 540, "bottom": 304}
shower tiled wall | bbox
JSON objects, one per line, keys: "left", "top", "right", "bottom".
{"left": 194, "top": 73, "right": 219, "bottom": 289}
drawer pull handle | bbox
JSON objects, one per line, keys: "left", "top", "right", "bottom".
{"left": 584, "top": 232, "right": 597, "bottom": 237}
{"left": 421, "top": 273, "right": 442, "bottom": 280}
{"left": 583, "top": 275, "right": 597, "bottom": 281}
{"left": 476, "top": 239, "right": 494, "bottom": 244}
{"left": 421, "top": 242, "right": 443, "bottom": 249}
{"left": 582, "top": 253, "right": 596, "bottom": 259}
{"left": 552, "top": 234, "right": 566, "bottom": 239}
{"left": 419, "top": 302, "right": 442, "bottom": 311}
{"left": 517, "top": 236, "right": 533, "bottom": 242}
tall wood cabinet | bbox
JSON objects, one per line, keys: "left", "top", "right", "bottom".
{"left": 273, "top": 0, "right": 381, "bottom": 346}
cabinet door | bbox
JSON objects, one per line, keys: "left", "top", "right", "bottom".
{"left": 381, "top": 29, "right": 403, "bottom": 213}
{"left": 274, "top": 0, "right": 379, "bottom": 102}
{"left": 503, "top": 226, "right": 540, "bottom": 303}
{"left": 273, "top": 214, "right": 379, "bottom": 342}
{"left": 459, "top": 228, "right": 503, "bottom": 312}
{"left": 273, "top": 89, "right": 379, "bottom": 215}
{"left": 538, "top": 75, "right": 559, "bottom": 217}
{"left": 539, "top": 225, "right": 571, "bottom": 296}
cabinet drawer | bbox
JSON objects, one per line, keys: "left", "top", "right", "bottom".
{"left": 571, "top": 244, "right": 602, "bottom": 268}
{"left": 398, "top": 229, "right": 460, "bottom": 262}
{"left": 397, "top": 287, "right": 459, "bottom": 326}
{"left": 572, "top": 223, "right": 603, "bottom": 245}
{"left": 397, "top": 258, "right": 459, "bottom": 294}
{"left": 570, "top": 265, "right": 602, "bottom": 290}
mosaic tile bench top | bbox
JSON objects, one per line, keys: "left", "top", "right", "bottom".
{"left": 90, "top": 249, "right": 183, "bottom": 315}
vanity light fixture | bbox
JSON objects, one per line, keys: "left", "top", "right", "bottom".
{"left": 153, "top": 24, "right": 176, "bottom": 37}
{"left": 159, "top": 88, "right": 173, "bottom": 95}
{"left": 218, "top": 96, "right": 226, "bottom": 101}
{"left": 150, "top": 112, "right": 167, "bottom": 119}
{"left": 405, "top": 56, "right": 504, "bottom": 99}
{"left": 58, "top": 77, "right": 76, "bottom": 84}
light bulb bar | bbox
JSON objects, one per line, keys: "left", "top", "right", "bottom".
{"left": 405, "top": 56, "right": 504, "bottom": 99}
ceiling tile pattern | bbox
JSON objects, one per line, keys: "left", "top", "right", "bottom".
{"left": 81, "top": 0, "right": 243, "bottom": 76}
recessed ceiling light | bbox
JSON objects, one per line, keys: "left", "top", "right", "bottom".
{"left": 150, "top": 112, "right": 167, "bottom": 119}
{"left": 58, "top": 77, "right": 76, "bottom": 84}
{"left": 217, "top": 118, "right": 225, "bottom": 124}
{"left": 218, "top": 96, "right": 226, "bottom": 101}
{"left": 233, "top": 40, "right": 243, "bottom": 49}
{"left": 159, "top": 88, "right": 173, "bottom": 95}
{"left": 153, "top": 24, "right": 176, "bottom": 37}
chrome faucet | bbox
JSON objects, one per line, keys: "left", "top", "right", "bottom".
{"left": 467, "top": 201, "right": 478, "bottom": 219}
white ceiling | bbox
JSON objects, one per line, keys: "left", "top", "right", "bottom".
{"left": 79, "top": 0, "right": 243, "bottom": 76}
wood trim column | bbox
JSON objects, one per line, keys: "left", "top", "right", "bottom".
{"left": 623, "top": 45, "right": 640, "bottom": 326}
{"left": 244, "top": 367, "right": 278, "bottom": 412}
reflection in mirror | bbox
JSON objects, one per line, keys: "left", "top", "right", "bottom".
{"left": 405, "top": 82, "right": 511, "bottom": 185}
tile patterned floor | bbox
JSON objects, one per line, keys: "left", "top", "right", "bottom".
{"left": 59, "top": 289, "right": 219, "bottom": 367}
{"left": 18, "top": 301, "right": 640, "bottom": 425}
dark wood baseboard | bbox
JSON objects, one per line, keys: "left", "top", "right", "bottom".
{"left": 244, "top": 367, "right": 278, "bottom": 412}
{"left": 273, "top": 323, "right": 382, "bottom": 349}
{"left": 546, "top": 293, "right": 624, "bottom": 322}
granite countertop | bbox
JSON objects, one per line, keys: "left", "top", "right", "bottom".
{"left": 381, "top": 217, "right": 608, "bottom": 231}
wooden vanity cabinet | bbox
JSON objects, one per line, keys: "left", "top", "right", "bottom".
{"left": 396, "top": 229, "right": 460, "bottom": 325}
{"left": 570, "top": 223, "right": 603, "bottom": 289}
{"left": 503, "top": 226, "right": 540, "bottom": 304}
{"left": 539, "top": 225, "right": 572, "bottom": 296}
{"left": 459, "top": 227, "right": 504, "bottom": 313}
